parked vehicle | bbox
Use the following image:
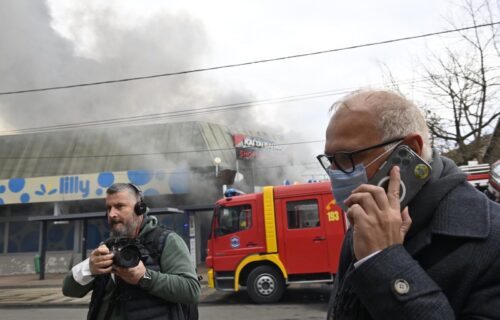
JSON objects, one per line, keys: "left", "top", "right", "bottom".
{"left": 459, "top": 161, "right": 491, "bottom": 192}
{"left": 486, "top": 160, "right": 500, "bottom": 202}
{"left": 205, "top": 182, "right": 346, "bottom": 303}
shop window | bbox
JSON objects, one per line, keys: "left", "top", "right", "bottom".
{"left": 287, "top": 199, "right": 320, "bottom": 229}
{"left": 86, "top": 219, "right": 109, "bottom": 250}
{"left": 216, "top": 205, "right": 252, "bottom": 236}
{"left": 160, "top": 213, "right": 185, "bottom": 235}
{"left": 47, "top": 222, "right": 75, "bottom": 251}
{"left": 8, "top": 221, "right": 39, "bottom": 252}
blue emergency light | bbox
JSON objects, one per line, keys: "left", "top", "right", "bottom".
{"left": 224, "top": 188, "right": 245, "bottom": 197}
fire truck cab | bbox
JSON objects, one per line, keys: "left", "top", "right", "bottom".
{"left": 205, "top": 181, "right": 346, "bottom": 303}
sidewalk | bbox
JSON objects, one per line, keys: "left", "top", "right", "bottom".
{"left": 0, "top": 266, "right": 209, "bottom": 308}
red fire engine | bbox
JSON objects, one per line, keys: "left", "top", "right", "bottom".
{"left": 205, "top": 181, "right": 346, "bottom": 303}
{"left": 459, "top": 161, "right": 491, "bottom": 191}
{"left": 459, "top": 160, "right": 500, "bottom": 202}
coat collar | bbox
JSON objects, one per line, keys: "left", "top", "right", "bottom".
{"left": 430, "top": 182, "right": 490, "bottom": 238}
{"left": 405, "top": 182, "right": 491, "bottom": 255}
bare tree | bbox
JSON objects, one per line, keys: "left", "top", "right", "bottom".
{"left": 420, "top": 0, "right": 500, "bottom": 164}
{"left": 384, "top": 0, "right": 500, "bottom": 164}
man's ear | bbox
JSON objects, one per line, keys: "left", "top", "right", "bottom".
{"left": 403, "top": 133, "right": 424, "bottom": 156}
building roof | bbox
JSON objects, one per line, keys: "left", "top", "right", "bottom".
{"left": 0, "top": 121, "right": 279, "bottom": 179}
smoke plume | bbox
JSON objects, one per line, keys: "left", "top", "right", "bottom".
{"left": 0, "top": 0, "right": 321, "bottom": 185}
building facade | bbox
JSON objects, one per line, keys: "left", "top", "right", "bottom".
{"left": 0, "top": 121, "right": 287, "bottom": 275}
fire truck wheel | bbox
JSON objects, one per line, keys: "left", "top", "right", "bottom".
{"left": 247, "top": 265, "right": 285, "bottom": 304}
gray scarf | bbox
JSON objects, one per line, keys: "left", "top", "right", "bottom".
{"left": 406, "top": 153, "right": 467, "bottom": 239}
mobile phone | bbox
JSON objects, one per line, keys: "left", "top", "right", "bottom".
{"left": 368, "top": 145, "right": 432, "bottom": 209}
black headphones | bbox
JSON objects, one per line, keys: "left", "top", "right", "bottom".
{"left": 128, "top": 183, "right": 149, "bottom": 216}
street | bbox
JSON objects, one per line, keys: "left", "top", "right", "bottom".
{"left": 1, "top": 283, "right": 331, "bottom": 320}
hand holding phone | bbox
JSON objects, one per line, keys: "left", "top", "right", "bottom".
{"left": 368, "top": 145, "right": 432, "bottom": 209}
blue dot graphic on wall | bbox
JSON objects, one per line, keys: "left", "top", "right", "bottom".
{"left": 20, "top": 193, "right": 30, "bottom": 203}
{"left": 0, "top": 185, "right": 5, "bottom": 193}
{"left": 8, "top": 178, "right": 25, "bottom": 193}
{"left": 127, "top": 170, "right": 153, "bottom": 186}
{"left": 96, "top": 172, "right": 115, "bottom": 196}
{"left": 169, "top": 167, "right": 190, "bottom": 194}
{"left": 98, "top": 172, "right": 115, "bottom": 187}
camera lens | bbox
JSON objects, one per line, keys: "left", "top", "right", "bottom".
{"left": 398, "top": 149, "right": 408, "bottom": 157}
{"left": 115, "top": 244, "right": 141, "bottom": 268}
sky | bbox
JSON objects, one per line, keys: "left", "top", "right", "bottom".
{"left": 0, "top": 0, "right": 497, "bottom": 181}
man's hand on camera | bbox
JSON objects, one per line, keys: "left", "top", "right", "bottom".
{"left": 89, "top": 244, "right": 114, "bottom": 275}
{"left": 344, "top": 166, "right": 412, "bottom": 261}
{"left": 113, "top": 261, "right": 146, "bottom": 285}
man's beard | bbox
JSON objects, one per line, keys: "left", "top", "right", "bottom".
{"left": 110, "top": 218, "right": 141, "bottom": 238}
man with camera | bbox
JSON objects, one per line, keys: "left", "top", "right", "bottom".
{"left": 62, "top": 183, "right": 200, "bottom": 320}
{"left": 321, "top": 89, "right": 500, "bottom": 319}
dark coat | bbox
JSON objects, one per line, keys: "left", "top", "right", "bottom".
{"left": 328, "top": 156, "right": 500, "bottom": 319}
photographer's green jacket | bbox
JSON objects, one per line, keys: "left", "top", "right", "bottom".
{"left": 62, "top": 215, "right": 200, "bottom": 320}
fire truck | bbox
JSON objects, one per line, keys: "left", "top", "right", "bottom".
{"left": 459, "top": 161, "right": 491, "bottom": 192}
{"left": 458, "top": 160, "right": 500, "bottom": 202}
{"left": 205, "top": 181, "right": 346, "bottom": 303}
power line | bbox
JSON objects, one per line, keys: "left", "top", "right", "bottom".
{"left": 0, "top": 88, "right": 354, "bottom": 135}
{"left": 1, "top": 22, "right": 498, "bottom": 96}
{"left": 4, "top": 63, "right": 499, "bottom": 136}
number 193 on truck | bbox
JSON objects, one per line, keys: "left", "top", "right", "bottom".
{"left": 205, "top": 181, "right": 346, "bottom": 303}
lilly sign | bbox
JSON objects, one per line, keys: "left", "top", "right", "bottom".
{"left": 0, "top": 169, "right": 191, "bottom": 205}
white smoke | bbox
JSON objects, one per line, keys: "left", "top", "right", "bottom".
{"left": 0, "top": 0, "right": 254, "bottom": 130}
{"left": 0, "top": 0, "right": 321, "bottom": 184}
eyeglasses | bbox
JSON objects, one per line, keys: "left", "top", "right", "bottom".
{"left": 317, "top": 137, "right": 404, "bottom": 174}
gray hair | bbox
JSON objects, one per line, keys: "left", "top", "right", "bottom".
{"left": 106, "top": 183, "right": 142, "bottom": 203}
{"left": 331, "top": 89, "right": 432, "bottom": 162}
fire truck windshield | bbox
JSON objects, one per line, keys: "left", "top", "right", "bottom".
{"left": 213, "top": 204, "right": 252, "bottom": 237}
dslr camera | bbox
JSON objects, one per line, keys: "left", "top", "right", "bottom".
{"left": 104, "top": 237, "right": 145, "bottom": 268}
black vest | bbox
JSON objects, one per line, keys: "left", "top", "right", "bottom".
{"left": 87, "top": 226, "right": 182, "bottom": 320}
